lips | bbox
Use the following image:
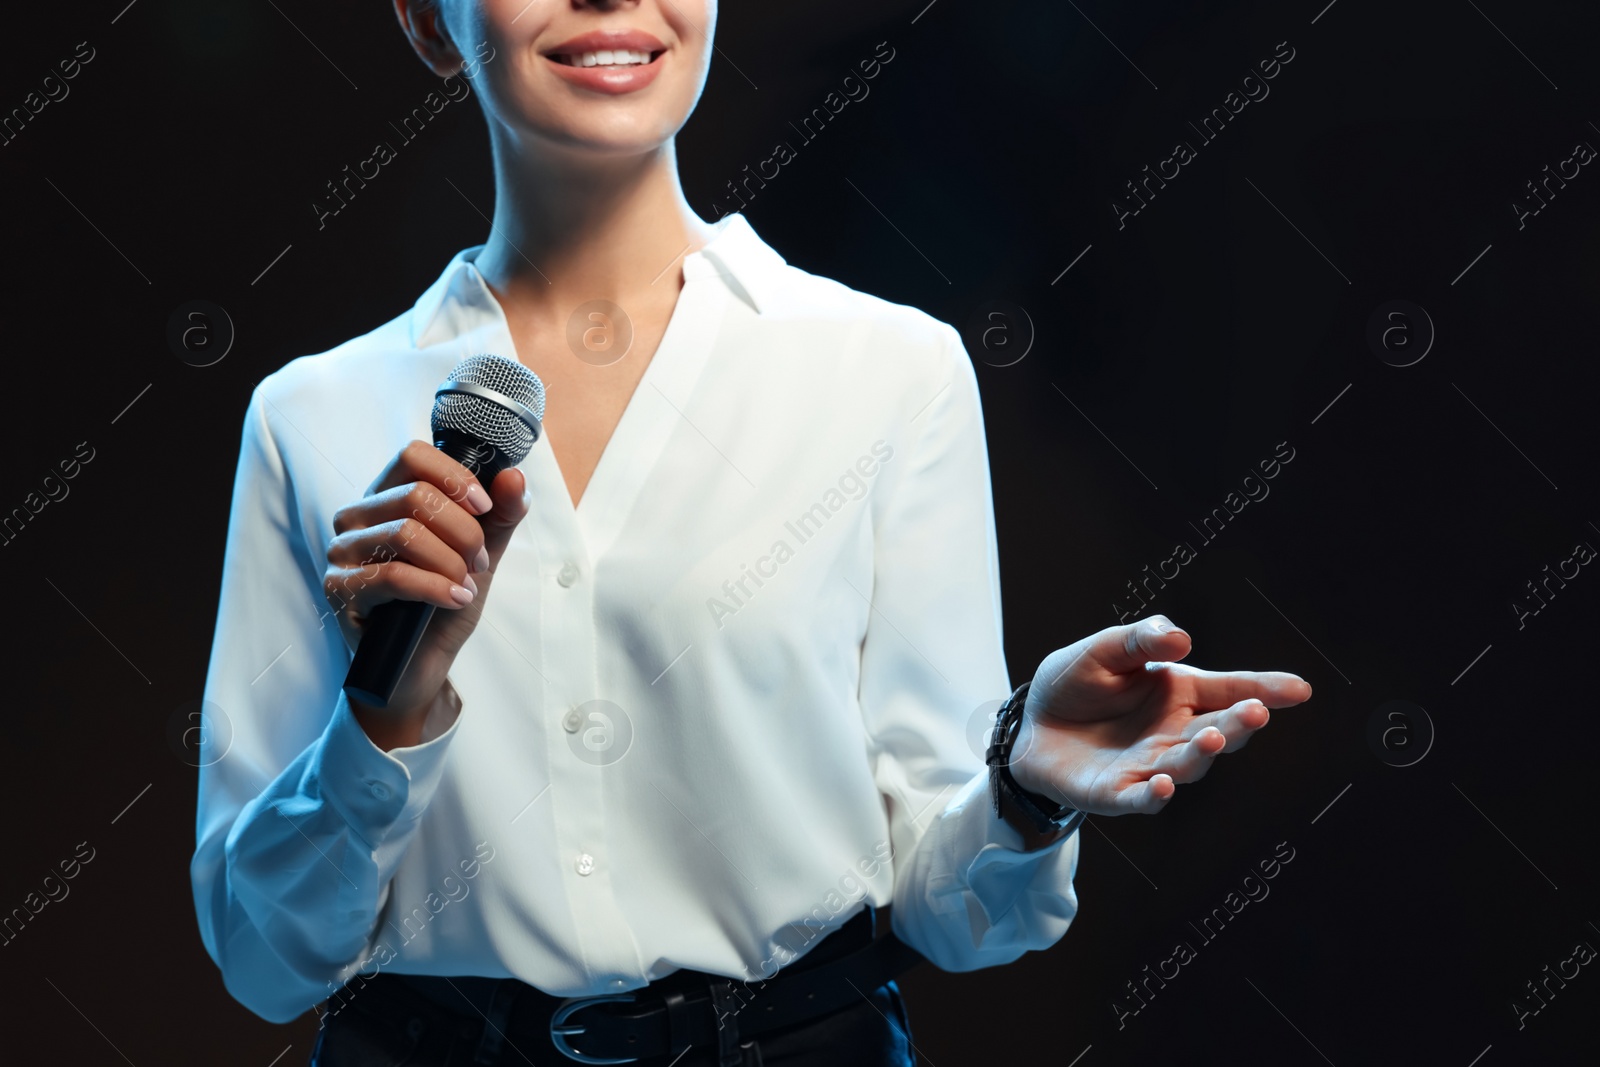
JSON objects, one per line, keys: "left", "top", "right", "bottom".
{"left": 543, "top": 29, "right": 668, "bottom": 95}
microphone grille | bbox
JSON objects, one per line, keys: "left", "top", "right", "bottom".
{"left": 431, "top": 354, "right": 546, "bottom": 465}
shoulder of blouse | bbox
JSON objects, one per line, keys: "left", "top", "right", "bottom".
{"left": 252, "top": 308, "right": 422, "bottom": 420}
{"left": 760, "top": 259, "right": 970, "bottom": 392}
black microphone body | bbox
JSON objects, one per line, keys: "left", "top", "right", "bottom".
{"left": 343, "top": 355, "right": 545, "bottom": 710}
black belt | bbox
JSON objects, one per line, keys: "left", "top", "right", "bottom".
{"left": 338, "top": 904, "right": 925, "bottom": 1064}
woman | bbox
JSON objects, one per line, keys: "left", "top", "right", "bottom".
{"left": 191, "top": 2, "right": 1312, "bottom": 1064}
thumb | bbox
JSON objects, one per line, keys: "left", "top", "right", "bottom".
{"left": 480, "top": 466, "right": 530, "bottom": 567}
{"left": 1091, "top": 615, "right": 1192, "bottom": 674}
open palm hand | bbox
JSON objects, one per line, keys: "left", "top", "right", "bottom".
{"left": 1007, "top": 615, "right": 1313, "bottom": 816}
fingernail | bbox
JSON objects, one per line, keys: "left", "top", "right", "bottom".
{"left": 473, "top": 547, "right": 490, "bottom": 573}
{"left": 465, "top": 483, "right": 492, "bottom": 514}
{"left": 450, "top": 582, "right": 475, "bottom": 605}
{"left": 463, "top": 574, "right": 478, "bottom": 596}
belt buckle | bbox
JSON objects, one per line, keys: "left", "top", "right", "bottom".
{"left": 549, "top": 992, "right": 637, "bottom": 1064}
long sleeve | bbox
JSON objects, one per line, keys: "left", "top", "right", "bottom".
{"left": 190, "top": 382, "right": 464, "bottom": 1024}
{"left": 862, "top": 323, "right": 1081, "bottom": 972}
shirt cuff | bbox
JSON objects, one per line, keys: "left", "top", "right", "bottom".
{"left": 316, "top": 684, "right": 464, "bottom": 850}
{"left": 948, "top": 769, "right": 1076, "bottom": 928}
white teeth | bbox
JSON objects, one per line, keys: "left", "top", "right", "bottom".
{"left": 565, "top": 49, "right": 652, "bottom": 67}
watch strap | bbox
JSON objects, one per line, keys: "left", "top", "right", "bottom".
{"left": 987, "top": 681, "right": 1085, "bottom": 837}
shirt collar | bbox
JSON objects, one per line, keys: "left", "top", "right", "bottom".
{"left": 692, "top": 211, "right": 785, "bottom": 315}
{"left": 410, "top": 212, "right": 784, "bottom": 349}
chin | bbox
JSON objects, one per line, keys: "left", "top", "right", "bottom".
{"left": 517, "top": 109, "right": 681, "bottom": 157}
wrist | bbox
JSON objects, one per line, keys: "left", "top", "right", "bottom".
{"left": 1006, "top": 717, "right": 1060, "bottom": 803}
{"left": 350, "top": 680, "right": 459, "bottom": 751}
{"left": 988, "top": 681, "right": 1083, "bottom": 849}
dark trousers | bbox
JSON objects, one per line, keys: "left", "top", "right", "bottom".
{"left": 309, "top": 913, "right": 917, "bottom": 1066}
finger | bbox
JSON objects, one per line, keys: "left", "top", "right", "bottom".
{"left": 1149, "top": 725, "right": 1227, "bottom": 785}
{"left": 324, "top": 560, "right": 476, "bottom": 621}
{"left": 334, "top": 481, "right": 489, "bottom": 573}
{"left": 1119, "top": 773, "right": 1176, "bottom": 815}
{"left": 1084, "top": 615, "right": 1193, "bottom": 676}
{"left": 479, "top": 466, "right": 530, "bottom": 567}
{"left": 365, "top": 440, "right": 496, "bottom": 516}
{"left": 1179, "top": 665, "right": 1312, "bottom": 710}
{"left": 328, "top": 518, "right": 474, "bottom": 588}
{"left": 1182, "top": 698, "right": 1270, "bottom": 754}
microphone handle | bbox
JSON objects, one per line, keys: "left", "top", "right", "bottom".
{"left": 342, "top": 431, "right": 517, "bottom": 709}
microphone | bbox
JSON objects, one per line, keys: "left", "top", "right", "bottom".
{"left": 343, "top": 354, "right": 545, "bottom": 709}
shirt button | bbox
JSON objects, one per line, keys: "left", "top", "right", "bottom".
{"left": 556, "top": 562, "right": 580, "bottom": 587}
{"left": 367, "top": 781, "right": 390, "bottom": 800}
{"left": 576, "top": 853, "right": 595, "bottom": 876}
{"left": 610, "top": 979, "right": 627, "bottom": 990}
{"left": 562, "top": 708, "right": 583, "bottom": 733}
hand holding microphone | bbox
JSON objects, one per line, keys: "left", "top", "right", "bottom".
{"left": 322, "top": 355, "right": 545, "bottom": 749}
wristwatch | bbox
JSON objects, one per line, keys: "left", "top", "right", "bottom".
{"left": 988, "top": 681, "right": 1085, "bottom": 843}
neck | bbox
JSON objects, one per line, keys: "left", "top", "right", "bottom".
{"left": 472, "top": 133, "right": 718, "bottom": 323}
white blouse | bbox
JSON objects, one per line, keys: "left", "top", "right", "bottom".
{"left": 190, "top": 212, "right": 1081, "bottom": 1024}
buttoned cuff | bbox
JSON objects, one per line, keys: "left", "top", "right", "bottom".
{"left": 316, "top": 684, "right": 464, "bottom": 851}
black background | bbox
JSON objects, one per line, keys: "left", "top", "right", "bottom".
{"left": 2, "top": 1, "right": 1597, "bottom": 1064}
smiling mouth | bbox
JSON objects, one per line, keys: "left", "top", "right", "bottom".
{"left": 549, "top": 49, "right": 664, "bottom": 68}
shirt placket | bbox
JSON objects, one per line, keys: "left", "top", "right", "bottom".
{"left": 530, "top": 462, "right": 642, "bottom": 992}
